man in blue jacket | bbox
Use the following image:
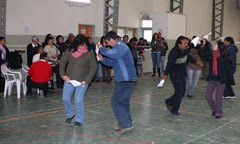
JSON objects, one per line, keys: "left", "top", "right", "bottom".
{"left": 97, "top": 31, "right": 137, "bottom": 134}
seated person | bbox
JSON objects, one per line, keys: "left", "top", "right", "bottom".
{"left": 27, "top": 53, "right": 52, "bottom": 97}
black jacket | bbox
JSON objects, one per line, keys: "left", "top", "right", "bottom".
{"left": 27, "top": 43, "right": 40, "bottom": 67}
{"left": 197, "top": 46, "right": 235, "bottom": 85}
{"left": 164, "top": 47, "right": 197, "bottom": 76}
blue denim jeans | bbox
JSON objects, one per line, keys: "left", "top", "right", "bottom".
{"left": 94, "top": 62, "right": 99, "bottom": 80}
{"left": 62, "top": 82, "right": 88, "bottom": 123}
{"left": 152, "top": 52, "right": 161, "bottom": 68}
{"left": 111, "top": 82, "right": 135, "bottom": 128}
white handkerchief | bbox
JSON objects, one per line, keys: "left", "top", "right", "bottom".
{"left": 96, "top": 43, "right": 100, "bottom": 61}
{"left": 157, "top": 80, "right": 165, "bottom": 87}
{"left": 203, "top": 32, "right": 212, "bottom": 40}
{"left": 191, "top": 36, "right": 200, "bottom": 47}
{"left": 68, "top": 80, "right": 81, "bottom": 87}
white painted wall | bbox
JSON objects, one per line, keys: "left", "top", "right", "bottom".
{"left": 6, "top": 0, "right": 104, "bottom": 37}
{"left": 6, "top": 0, "right": 240, "bottom": 41}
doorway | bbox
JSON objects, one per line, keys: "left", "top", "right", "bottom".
{"left": 78, "top": 24, "right": 94, "bottom": 37}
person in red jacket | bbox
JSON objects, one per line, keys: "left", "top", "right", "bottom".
{"left": 27, "top": 53, "right": 52, "bottom": 97}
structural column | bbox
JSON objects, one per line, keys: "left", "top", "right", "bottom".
{"left": 170, "top": 0, "right": 184, "bottom": 14}
{"left": 0, "top": 0, "right": 6, "bottom": 37}
{"left": 211, "top": 0, "right": 224, "bottom": 40}
{"left": 103, "top": 0, "right": 119, "bottom": 35}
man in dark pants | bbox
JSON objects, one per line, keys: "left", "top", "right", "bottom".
{"left": 0, "top": 36, "right": 9, "bottom": 92}
{"left": 161, "top": 36, "right": 202, "bottom": 115}
{"left": 97, "top": 31, "right": 137, "bottom": 134}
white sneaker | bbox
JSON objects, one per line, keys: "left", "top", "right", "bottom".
{"left": 229, "top": 96, "right": 236, "bottom": 99}
{"left": 116, "top": 127, "right": 133, "bottom": 134}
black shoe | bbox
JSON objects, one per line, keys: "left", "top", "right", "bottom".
{"left": 187, "top": 94, "right": 193, "bottom": 98}
{"left": 170, "top": 110, "right": 180, "bottom": 116}
{"left": 65, "top": 115, "right": 75, "bottom": 124}
{"left": 27, "top": 92, "right": 32, "bottom": 97}
{"left": 215, "top": 116, "right": 222, "bottom": 119}
{"left": 212, "top": 111, "right": 216, "bottom": 116}
{"left": 165, "top": 100, "right": 172, "bottom": 111}
{"left": 74, "top": 122, "right": 82, "bottom": 127}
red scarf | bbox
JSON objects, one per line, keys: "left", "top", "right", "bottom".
{"left": 212, "top": 50, "right": 220, "bottom": 76}
{"left": 72, "top": 46, "right": 88, "bottom": 58}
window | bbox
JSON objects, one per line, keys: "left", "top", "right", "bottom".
{"left": 141, "top": 20, "right": 152, "bottom": 42}
{"left": 143, "top": 30, "right": 152, "bottom": 42}
{"left": 142, "top": 20, "right": 152, "bottom": 28}
{"left": 117, "top": 28, "right": 125, "bottom": 38}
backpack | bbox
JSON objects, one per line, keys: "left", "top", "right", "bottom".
{"left": 8, "top": 51, "right": 23, "bottom": 69}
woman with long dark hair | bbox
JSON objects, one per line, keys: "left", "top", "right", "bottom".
{"left": 60, "top": 34, "right": 96, "bottom": 126}
{"left": 150, "top": 33, "right": 162, "bottom": 77}
{"left": 199, "top": 40, "right": 235, "bottom": 119}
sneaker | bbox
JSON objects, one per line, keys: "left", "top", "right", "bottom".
{"left": 223, "top": 96, "right": 231, "bottom": 99}
{"left": 229, "top": 96, "right": 236, "bottom": 99}
{"left": 74, "top": 122, "right": 82, "bottom": 127}
{"left": 212, "top": 111, "right": 216, "bottom": 116}
{"left": 116, "top": 127, "right": 133, "bottom": 134}
{"left": 65, "top": 115, "right": 75, "bottom": 124}
{"left": 215, "top": 116, "right": 222, "bottom": 119}
{"left": 187, "top": 94, "right": 193, "bottom": 98}
{"left": 114, "top": 123, "right": 120, "bottom": 130}
{"left": 165, "top": 100, "right": 172, "bottom": 111}
{"left": 170, "top": 110, "right": 180, "bottom": 116}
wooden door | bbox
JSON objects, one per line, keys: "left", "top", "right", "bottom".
{"left": 78, "top": 25, "right": 93, "bottom": 37}
{"left": 128, "top": 28, "right": 136, "bottom": 37}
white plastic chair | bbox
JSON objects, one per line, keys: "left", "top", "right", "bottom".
{"left": 1, "top": 64, "right": 25, "bottom": 99}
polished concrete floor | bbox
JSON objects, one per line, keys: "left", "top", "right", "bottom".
{"left": 0, "top": 71, "right": 240, "bottom": 144}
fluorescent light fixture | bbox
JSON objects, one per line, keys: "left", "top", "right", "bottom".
{"left": 66, "top": 0, "right": 91, "bottom": 4}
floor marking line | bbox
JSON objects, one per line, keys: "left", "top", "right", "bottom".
{"left": 131, "top": 101, "right": 239, "bottom": 123}
{"left": 0, "top": 128, "right": 152, "bottom": 144}
{"left": 0, "top": 91, "right": 168, "bottom": 123}
{"left": 182, "top": 120, "right": 234, "bottom": 144}
{"left": 0, "top": 101, "right": 110, "bottom": 123}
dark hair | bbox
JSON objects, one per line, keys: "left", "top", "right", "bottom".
{"left": 217, "top": 41, "right": 232, "bottom": 62}
{"left": 224, "top": 37, "right": 235, "bottom": 45}
{"left": 123, "top": 35, "right": 129, "bottom": 39}
{"left": 106, "top": 31, "right": 118, "bottom": 40}
{"left": 56, "top": 35, "right": 64, "bottom": 43}
{"left": 69, "top": 34, "right": 90, "bottom": 52}
{"left": 44, "top": 34, "right": 53, "bottom": 43}
{"left": 46, "top": 36, "right": 54, "bottom": 43}
{"left": 192, "top": 36, "right": 197, "bottom": 40}
{"left": 40, "top": 52, "right": 48, "bottom": 60}
{"left": 33, "top": 45, "right": 43, "bottom": 55}
{"left": 100, "top": 36, "right": 106, "bottom": 45}
{"left": 87, "top": 36, "right": 92, "bottom": 40}
{"left": 129, "top": 37, "right": 138, "bottom": 43}
{"left": 0, "top": 36, "right": 5, "bottom": 41}
{"left": 138, "top": 51, "right": 143, "bottom": 55}
{"left": 139, "top": 37, "right": 144, "bottom": 41}
{"left": 161, "top": 37, "right": 165, "bottom": 41}
{"left": 151, "top": 33, "right": 159, "bottom": 42}
{"left": 175, "top": 36, "right": 187, "bottom": 47}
